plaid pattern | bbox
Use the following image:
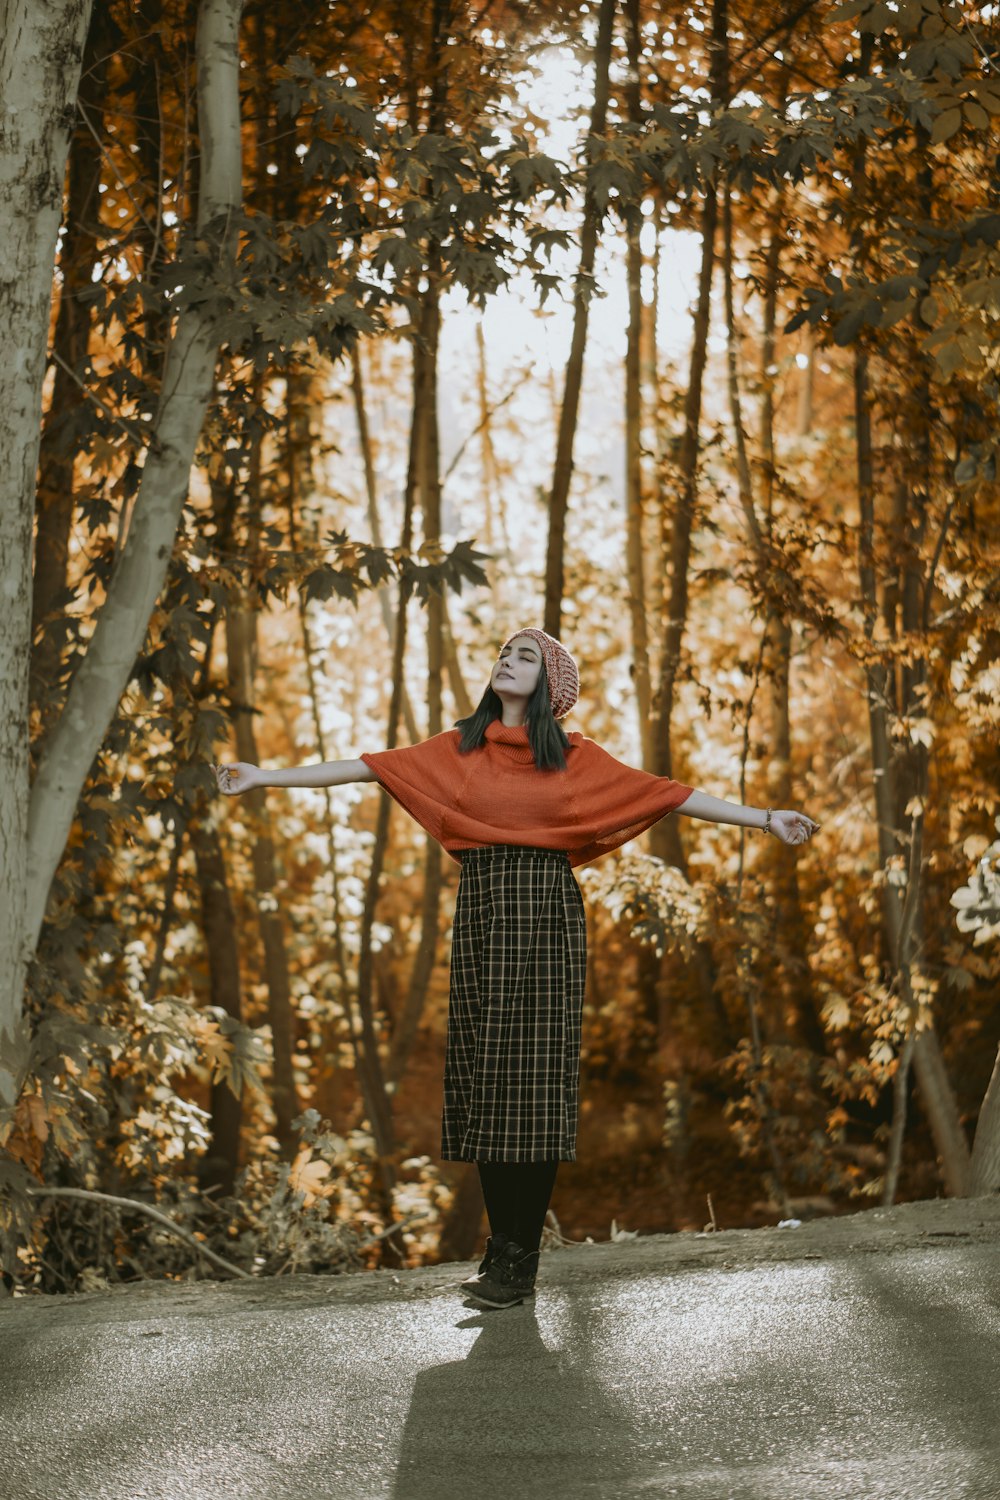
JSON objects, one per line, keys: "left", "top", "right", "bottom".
{"left": 441, "top": 845, "right": 587, "bottom": 1163}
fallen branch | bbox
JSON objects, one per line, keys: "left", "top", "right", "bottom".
{"left": 357, "top": 1211, "right": 427, "bottom": 1249}
{"left": 25, "top": 1186, "right": 252, "bottom": 1281}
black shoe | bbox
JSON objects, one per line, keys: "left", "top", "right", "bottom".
{"left": 464, "top": 1237, "right": 540, "bottom": 1309}
{"left": 458, "top": 1232, "right": 520, "bottom": 1295}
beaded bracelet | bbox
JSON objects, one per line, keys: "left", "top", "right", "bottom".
{"left": 764, "top": 807, "right": 773, "bottom": 835}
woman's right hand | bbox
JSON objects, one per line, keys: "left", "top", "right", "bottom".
{"left": 215, "top": 761, "right": 260, "bottom": 797}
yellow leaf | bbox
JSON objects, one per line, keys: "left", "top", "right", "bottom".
{"left": 199, "top": 1021, "right": 232, "bottom": 1079}
{"left": 21, "top": 1094, "right": 49, "bottom": 1144}
{"left": 822, "top": 996, "right": 852, "bottom": 1031}
{"left": 290, "top": 1150, "right": 332, "bottom": 1204}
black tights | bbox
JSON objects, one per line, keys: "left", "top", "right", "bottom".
{"left": 476, "top": 1159, "right": 560, "bottom": 1254}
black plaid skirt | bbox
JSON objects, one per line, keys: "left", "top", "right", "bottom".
{"left": 441, "top": 844, "right": 588, "bottom": 1163}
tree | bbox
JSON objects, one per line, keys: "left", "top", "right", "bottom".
{"left": 0, "top": 0, "right": 95, "bottom": 1111}
{"left": 542, "top": 0, "right": 615, "bottom": 638}
{"left": 0, "top": 0, "right": 244, "bottom": 1120}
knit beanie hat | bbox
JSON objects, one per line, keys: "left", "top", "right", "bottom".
{"left": 500, "top": 627, "right": 579, "bottom": 720}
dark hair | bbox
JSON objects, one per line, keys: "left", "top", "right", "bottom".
{"left": 455, "top": 655, "right": 572, "bottom": 770}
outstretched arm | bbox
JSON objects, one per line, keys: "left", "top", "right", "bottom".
{"left": 215, "top": 759, "right": 378, "bottom": 795}
{"left": 676, "top": 789, "right": 819, "bottom": 847}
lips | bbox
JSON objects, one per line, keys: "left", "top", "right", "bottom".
{"left": 497, "top": 670, "right": 513, "bottom": 680}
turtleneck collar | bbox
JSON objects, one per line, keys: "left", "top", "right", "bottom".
{"left": 483, "top": 719, "right": 537, "bottom": 765}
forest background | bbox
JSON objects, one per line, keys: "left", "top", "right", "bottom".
{"left": 1, "top": 0, "right": 999, "bottom": 1294}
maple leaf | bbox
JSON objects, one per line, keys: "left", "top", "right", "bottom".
{"left": 289, "top": 1150, "right": 333, "bottom": 1205}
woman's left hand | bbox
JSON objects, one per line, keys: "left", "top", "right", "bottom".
{"left": 769, "top": 810, "right": 820, "bottom": 847}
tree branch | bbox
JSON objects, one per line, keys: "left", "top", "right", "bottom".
{"left": 25, "top": 1186, "right": 252, "bottom": 1280}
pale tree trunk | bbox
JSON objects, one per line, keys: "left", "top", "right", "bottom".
{"left": 440, "top": 598, "right": 473, "bottom": 721}
{"left": 644, "top": 198, "right": 666, "bottom": 642}
{"left": 648, "top": 180, "right": 717, "bottom": 873}
{"left": 623, "top": 0, "right": 652, "bottom": 769}
{"left": 0, "top": 0, "right": 94, "bottom": 1113}
{"left": 2, "top": 0, "right": 245, "bottom": 1121}
{"left": 475, "top": 319, "right": 511, "bottom": 575}
{"left": 350, "top": 343, "right": 419, "bottom": 743}
{"left": 543, "top": 0, "right": 614, "bottom": 639}
{"left": 31, "top": 6, "right": 114, "bottom": 712}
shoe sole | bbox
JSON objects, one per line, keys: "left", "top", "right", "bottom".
{"left": 465, "top": 1286, "right": 529, "bottom": 1309}
{"left": 461, "top": 1279, "right": 536, "bottom": 1298}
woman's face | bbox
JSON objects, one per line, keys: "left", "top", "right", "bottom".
{"left": 491, "top": 635, "right": 543, "bottom": 704}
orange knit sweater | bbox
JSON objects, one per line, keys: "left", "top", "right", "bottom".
{"left": 360, "top": 720, "right": 694, "bottom": 868}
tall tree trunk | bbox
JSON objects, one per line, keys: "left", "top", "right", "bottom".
{"left": 647, "top": 0, "right": 732, "bottom": 1072}
{"left": 191, "top": 814, "right": 245, "bottom": 1196}
{"left": 284, "top": 366, "right": 373, "bottom": 1139}
{"left": 848, "top": 67, "right": 970, "bottom": 1196}
{"left": 31, "top": 6, "right": 114, "bottom": 712}
{"left": 543, "top": 0, "right": 615, "bottom": 638}
{"left": 440, "top": 597, "right": 473, "bottom": 721}
{"left": 350, "top": 385, "right": 425, "bottom": 1192}
{"left": 722, "top": 181, "right": 821, "bottom": 1051}
{"left": 0, "top": 0, "right": 94, "bottom": 1118}
{"left": 3, "top": 0, "right": 243, "bottom": 1119}
{"left": 648, "top": 182, "right": 718, "bottom": 871}
{"left": 623, "top": 0, "right": 653, "bottom": 767}
{"left": 350, "top": 343, "right": 419, "bottom": 743}
{"left": 854, "top": 349, "right": 970, "bottom": 1197}
{"left": 224, "top": 601, "right": 300, "bottom": 1154}
{"left": 475, "top": 319, "right": 511, "bottom": 575}
{"left": 644, "top": 198, "right": 667, "bottom": 644}
{"left": 649, "top": 0, "right": 728, "bottom": 866}
{"left": 381, "top": 0, "right": 450, "bottom": 1093}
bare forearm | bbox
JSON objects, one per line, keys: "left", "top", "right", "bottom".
{"left": 676, "top": 789, "right": 767, "bottom": 830}
{"left": 258, "top": 759, "right": 377, "bottom": 789}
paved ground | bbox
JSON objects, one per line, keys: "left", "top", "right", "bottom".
{"left": 2, "top": 1197, "right": 999, "bottom": 1500}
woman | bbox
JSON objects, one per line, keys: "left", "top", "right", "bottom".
{"left": 216, "top": 627, "right": 818, "bottom": 1311}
